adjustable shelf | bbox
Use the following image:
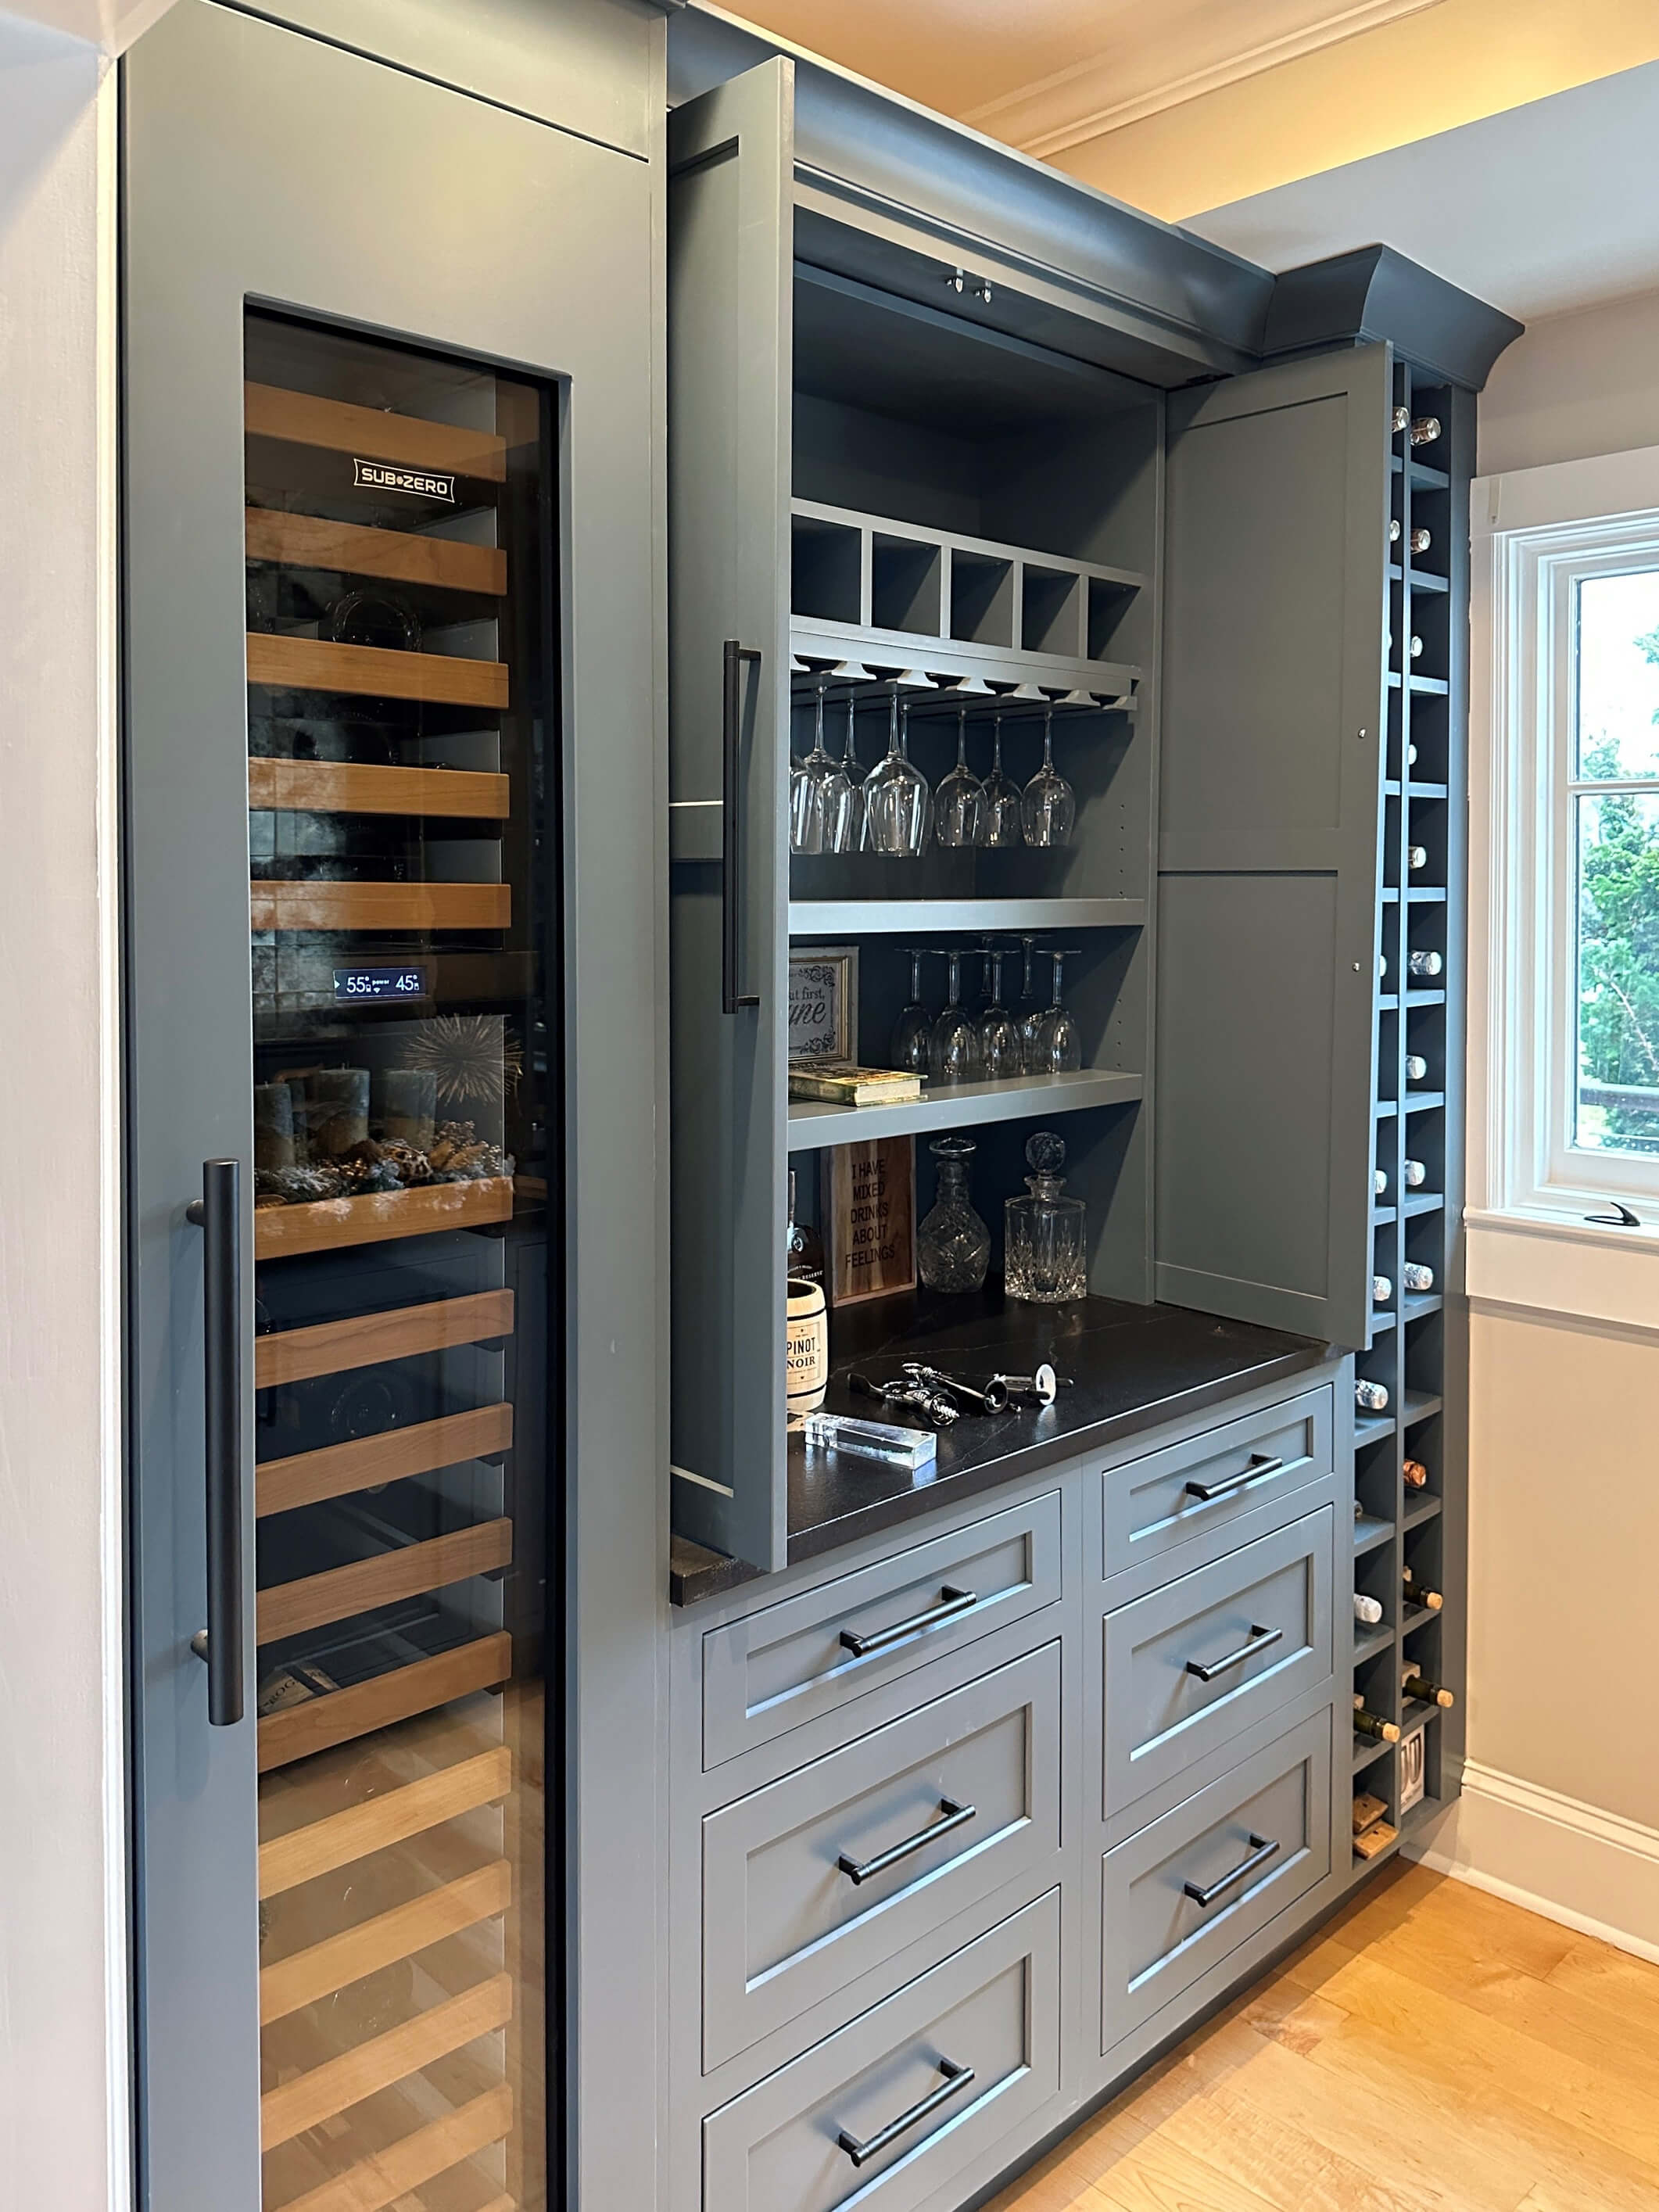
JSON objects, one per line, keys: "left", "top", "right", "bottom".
{"left": 260, "top": 1861, "right": 511, "bottom": 2026}
{"left": 787, "top": 1067, "right": 1143, "bottom": 1150}
{"left": 249, "top": 880, "right": 511, "bottom": 932}
{"left": 258, "top": 1744, "right": 512, "bottom": 1898}
{"left": 1354, "top": 1622, "right": 1395, "bottom": 1665}
{"left": 1353, "top": 1736, "right": 1393, "bottom": 1776}
{"left": 262, "top": 2085, "right": 514, "bottom": 2211}
{"left": 790, "top": 897, "right": 1145, "bottom": 938}
{"left": 256, "top": 1402, "right": 513, "bottom": 1517}
{"left": 256, "top": 1629, "right": 513, "bottom": 1774}
{"left": 1401, "top": 1602, "right": 1438, "bottom": 1637}
{"left": 248, "top": 758, "right": 511, "bottom": 818}
{"left": 1404, "top": 1493, "right": 1443, "bottom": 1531}
{"left": 1354, "top": 1513, "right": 1394, "bottom": 1558}
{"left": 1403, "top": 1090, "right": 1446, "bottom": 1113}
{"left": 253, "top": 1175, "right": 515, "bottom": 1260}
{"left": 256, "top": 1517, "right": 514, "bottom": 1643}
{"left": 246, "top": 631, "right": 510, "bottom": 709}
{"left": 254, "top": 1288, "right": 515, "bottom": 1389}
{"left": 1403, "top": 1391, "right": 1442, "bottom": 1427}
{"left": 1355, "top": 1414, "right": 1396, "bottom": 1450}
{"left": 245, "top": 507, "right": 507, "bottom": 595}
{"left": 244, "top": 379, "right": 507, "bottom": 482}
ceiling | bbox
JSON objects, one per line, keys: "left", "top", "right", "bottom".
{"left": 728, "top": 0, "right": 1441, "bottom": 149}
{"left": 1186, "top": 59, "right": 1659, "bottom": 320}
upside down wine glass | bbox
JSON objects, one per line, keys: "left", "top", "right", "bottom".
{"left": 1034, "top": 947, "right": 1084, "bottom": 1074}
{"left": 890, "top": 947, "right": 933, "bottom": 1074}
{"left": 789, "top": 675, "right": 837, "bottom": 854}
{"left": 1020, "top": 707, "right": 1075, "bottom": 848}
{"left": 934, "top": 708, "right": 985, "bottom": 848}
{"left": 980, "top": 713, "right": 1023, "bottom": 847}
{"left": 928, "top": 948, "right": 982, "bottom": 1084}
{"left": 1016, "top": 934, "right": 1047, "bottom": 1069}
{"left": 976, "top": 948, "right": 1023, "bottom": 1080}
{"left": 864, "top": 684, "right": 932, "bottom": 857}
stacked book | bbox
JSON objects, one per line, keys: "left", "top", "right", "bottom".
{"left": 787, "top": 1064, "right": 923, "bottom": 1107}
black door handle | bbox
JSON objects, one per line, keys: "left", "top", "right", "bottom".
{"left": 186, "top": 1159, "right": 245, "bottom": 1726}
{"left": 722, "top": 638, "right": 761, "bottom": 1014}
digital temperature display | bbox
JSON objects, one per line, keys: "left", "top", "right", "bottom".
{"left": 333, "top": 964, "right": 431, "bottom": 1002}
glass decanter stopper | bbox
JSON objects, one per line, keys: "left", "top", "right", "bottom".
{"left": 1004, "top": 1129, "right": 1087, "bottom": 1304}
{"left": 917, "top": 1136, "right": 991, "bottom": 1293}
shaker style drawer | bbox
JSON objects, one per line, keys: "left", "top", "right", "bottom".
{"left": 1102, "top": 1386, "right": 1333, "bottom": 1585}
{"left": 702, "top": 1643, "right": 1060, "bottom": 2072}
{"left": 1102, "top": 1708, "right": 1331, "bottom": 2051}
{"left": 1102, "top": 1507, "right": 1334, "bottom": 1815}
{"left": 701, "top": 1490, "right": 1062, "bottom": 1769}
{"left": 704, "top": 1889, "right": 1061, "bottom": 2212}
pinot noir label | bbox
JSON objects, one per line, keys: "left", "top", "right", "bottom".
{"left": 353, "top": 457, "right": 457, "bottom": 504}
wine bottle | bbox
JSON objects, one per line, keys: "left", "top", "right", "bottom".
{"left": 1354, "top": 1698, "right": 1402, "bottom": 1744}
{"left": 1403, "top": 1457, "right": 1428, "bottom": 1490}
{"left": 1388, "top": 522, "right": 1432, "bottom": 555}
{"left": 1373, "top": 1274, "right": 1392, "bottom": 1305}
{"left": 1374, "top": 1167, "right": 1389, "bottom": 1198}
{"left": 1403, "top": 1158, "right": 1428, "bottom": 1188}
{"left": 1407, "top": 950, "right": 1442, "bottom": 979}
{"left": 1410, "top": 415, "right": 1442, "bottom": 446}
{"left": 1389, "top": 517, "right": 1402, "bottom": 543}
{"left": 1356, "top": 1378, "right": 1390, "bottom": 1413}
{"left": 1353, "top": 1591, "right": 1383, "bottom": 1626}
{"left": 1403, "top": 1669, "right": 1455, "bottom": 1708}
{"left": 1406, "top": 740, "right": 1420, "bottom": 765}
{"left": 1403, "top": 1261, "right": 1435, "bottom": 1292}
{"left": 1378, "top": 952, "right": 1389, "bottom": 980}
{"left": 1392, "top": 405, "right": 1410, "bottom": 434}
{"left": 1405, "top": 1054, "right": 1428, "bottom": 1082}
{"left": 1407, "top": 844, "right": 1428, "bottom": 871}
{"left": 785, "top": 1171, "right": 828, "bottom": 1417}
{"left": 1409, "top": 634, "right": 1424, "bottom": 660}
{"left": 1403, "top": 1566, "right": 1443, "bottom": 1609}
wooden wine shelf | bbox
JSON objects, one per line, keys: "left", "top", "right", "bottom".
{"left": 260, "top": 1859, "right": 511, "bottom": 2024}
{"left": 257, "top": 1518, "right": 514, "bottom": 1642}
{"left": 278, "top": 2083, "right": 514, "bottom": 2212}
{"left": 246, "top": 632, "right": 509, "bottom": 709}
{"left": 260, "top": 1968, "right": 513, "bottom": 2148}
{"left": 256, "top": 1289, "right": 516, "bottom": 1389}
{"left": 257, "top": 1631, "right": 513, "bottom": 1774}
{"left": 250, "top": 880, "right": 511, "bottom": 934}
{"left": 245, "top": 382, "right": 507, "bottom": 484}
{"left": 259, "top": 1746, "right": 512, "bottom": 1898}
{"left": 255, "top": 1178, "right": 514, "bottom": 1261}
{"left": 245, "top": 507, "right": 507, "bottom": 595}
{"left": 258, "top": 1404, "right": 513, "bottom": 1518}
{"left": 248, "top": 758, "right": 510, "bottom": 819}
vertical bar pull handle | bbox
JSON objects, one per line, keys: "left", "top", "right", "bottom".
{"left": 722, "top": 638, "right": 761, "bottom": 1014}
{"left": 186, "top": 1158, "right": 245, "bottom": 1726}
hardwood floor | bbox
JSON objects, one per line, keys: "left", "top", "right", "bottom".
{"left": 987, "top": 1863, "right": 1659, "bottom": 2212}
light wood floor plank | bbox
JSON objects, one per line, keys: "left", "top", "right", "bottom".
{"left": 994, "top": 1866, "right": 1659, "bottom": 2212}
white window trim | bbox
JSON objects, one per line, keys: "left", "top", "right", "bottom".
{"left": 1470, "top": 443, "right": 1659, "bottom": 1335}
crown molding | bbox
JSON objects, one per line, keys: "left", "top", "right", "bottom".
{"left": 962, "top": 0, "right": 1443, "bottom": 157}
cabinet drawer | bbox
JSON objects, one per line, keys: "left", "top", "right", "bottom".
{"left": 703, "top": 1643, "right": 1059, "bottom": 2072}
{"left": 701, "top": 1491, "right": 1062, "bottom": 1770}
{"left": 1102, "top": 1708, "right": 1331, "bottom": 2050}
{"left": 1103, "top": 1506, "right": 1333, "bottom": 1815}
{"left": 704, "top": 1890, "right": 1060, "bottom": 2212}
{"left": 1103, "top": 1386, "right": 1332, "bottom": 1585}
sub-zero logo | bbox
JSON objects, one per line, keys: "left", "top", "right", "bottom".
{"left": 353, "top": 457, "right": 457, "bottom": 503}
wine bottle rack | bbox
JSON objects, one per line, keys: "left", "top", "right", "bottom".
{"left": 252, "top": 1175, "right": 515, "bottom": 1258}
{"left": 244, "top": 378, "right": 509, "bottom": 482}
{"left": 248, "top": 758, "right": 511, "bottom": 818}
{"left": 245, "top": 507, "right": 508, "bottom": 596}
{"left": 1349, "top": 360, "right": 1471, "bottom": 1877}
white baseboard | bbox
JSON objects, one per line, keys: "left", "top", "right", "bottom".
{"left": 1404, "top": 1760, "right": 1659, "bottom": 1966}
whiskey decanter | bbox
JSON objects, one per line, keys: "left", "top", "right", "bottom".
{"left": 917, "top": 1136, "right": 991, "bottom": 1293}
{"left": 1004, "top": 1129, "right": 1086, "bottom": 1303}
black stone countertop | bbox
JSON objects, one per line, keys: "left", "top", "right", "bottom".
{"left": 670, "top": 1291, "right": 1335, "bottom": 1606}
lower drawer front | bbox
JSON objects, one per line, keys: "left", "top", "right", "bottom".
{"left": 703, "top": 1643, "right": 1059, "bottom": 2072}
{"left": 704, "top": 1890, "right": 1061, "bottom": 2212}
{"left": 1102, "top": 1708, "right": 1332, "bottom": 2051}
{"left": 1103, "top": 1505, "right": 1334, "bottom": 1815}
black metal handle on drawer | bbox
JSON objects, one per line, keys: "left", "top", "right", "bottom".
{"left": 1185, "top": 1451, "right": 1283, "bottom": 1504}
{"left": 837, "top": 1798, "right": 976, "bottom": 1887}
{"left": 837, "top": 2057, "right": 976, "bottom": 2168}
{"left": 722, "top": 639, "right": 761, "bottom": 1014}
{"left": 839, "top": 1584, "right": 978, "bottom": 1658}
{"left": 1184, "top": 1622, "right": 1283, "bottom": 1683}
{"left": 186, "top": 1158, "right": 245, "bottom": 1727}
{"left": 1184, "top": 1832, "right": 1281, "bottom": 1909}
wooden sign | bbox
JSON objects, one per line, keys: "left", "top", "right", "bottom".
{"left": 828, "top": 1137, "right": 915, "bottom": 1307}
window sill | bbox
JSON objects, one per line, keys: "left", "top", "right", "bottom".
{"left": 1464, "top": 1206, "right": 1659, "bottom": 1339}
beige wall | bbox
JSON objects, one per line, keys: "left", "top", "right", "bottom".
{"left": 1478, "top": 286, "right": 1659, "bottom": 477}
{"left": 0, "top": 15, "right": 126, "bottom": 2208}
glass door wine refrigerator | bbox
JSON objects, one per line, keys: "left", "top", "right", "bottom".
{"left": 122, "top": 8, "right": 663, "bottom": 2210}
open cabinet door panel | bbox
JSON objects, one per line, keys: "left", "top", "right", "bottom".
{"left": 667, "top": 60, "right": 794, "bottom": 1571}
{"left": 1156, "top": 343, "right": 1390, "bottom": 1350}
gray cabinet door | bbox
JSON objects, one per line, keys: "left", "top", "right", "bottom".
{"left": 1156, "top": 346, "right": 1390, "bottom": 1349}
{"left": 668, "top": 60, "right": 794, "bottom": 1569}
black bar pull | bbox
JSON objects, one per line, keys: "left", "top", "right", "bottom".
{"left": 839, "top": 1585, "right": 978, "bottom": 1658}
{"left": 186, "top": 1158, "right": 245, "bottom": 1726}
{"left": 838, "top": 1798, "right": 976, "bottom": 1887}
{"left": 722, "top": 638, "right": 761, "bottom": 1014}
{"left": 1184, "top": 1832, "right": 1281, "bottom": 1909}
{"left": 1186, "top": 1451, "right": 1284, "bottom": 1504}
{"left": 837, "top": 2057, "right": 976, "bottom": 2168}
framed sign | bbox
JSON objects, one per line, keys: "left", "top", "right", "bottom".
{"left": 788, "top": 945, "right": 858, "bottom": 1066}
{"left": 829, "top": 1136, "right": 916, "bottom": 1306}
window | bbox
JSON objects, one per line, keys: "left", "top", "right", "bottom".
{"left": 1478, "top": 489, "right": 1659, "bottom": 1219}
